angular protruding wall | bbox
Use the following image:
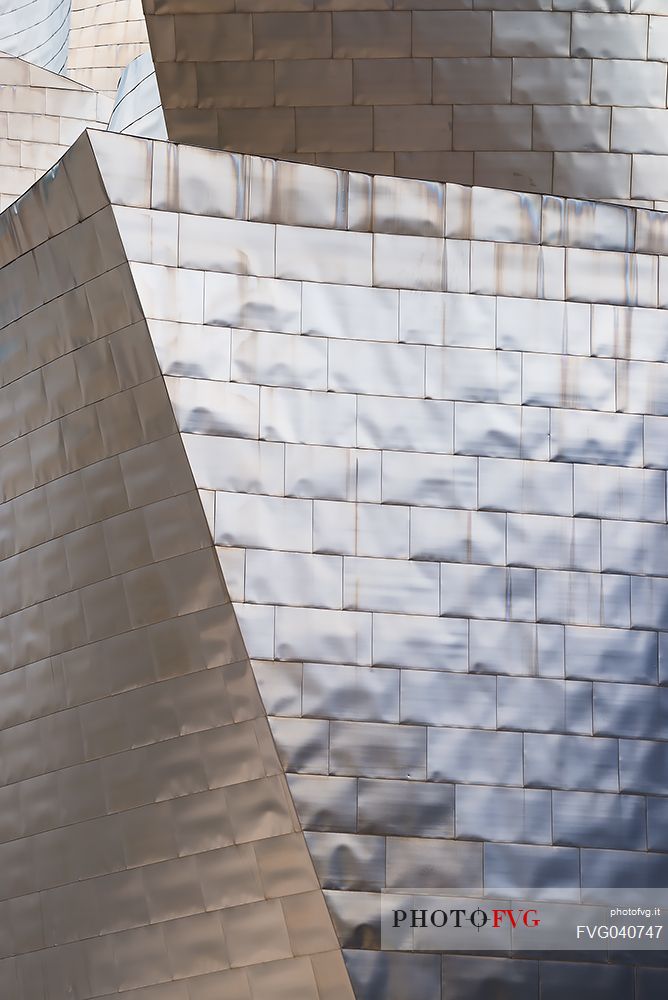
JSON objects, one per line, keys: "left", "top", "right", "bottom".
{"left": 0, "top": 132, "right": 353, "bottom": 1000}
{"left": 143, "top": 0, "right": 668, "bottom": 205}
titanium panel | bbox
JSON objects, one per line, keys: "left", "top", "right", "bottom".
{"left": 143, "top": 2, "right": 668, "bottom": 206}
{"left": 0, "top": 136, "right": 352, "bottom": 1000}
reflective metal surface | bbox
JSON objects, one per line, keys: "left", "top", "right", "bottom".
{"left": 107, "top": 51, "right": 166, "bottom": 141}
{"left": 144, "top": 1, "right": 668, "bottom": 206}
{"left": 67, "top": 0, "right": 150, "bottom": 97}
{"left": 0, "top": 0, "right": 70, "bottom": 73}
{"left": 0, "top": 139, "right": 353, "bottom": 1000}
{"left": 4, "top": 2, "right": 668, "bottom": 987}
{"left": 0, "top": 53, "right": 113, "bottom": 211}
{"left": 33, "top": 129, "right": 662, "bottom": 999}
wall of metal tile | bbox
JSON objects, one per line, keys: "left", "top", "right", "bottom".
{"left": 0, "top": 53, "right": 113, "bottom": 211}
{"left": 0, "top": 133, "right": 354, "bottom": 1000}
{"left": 67, "top": 0, "right": 150, "bottom": 97}
{"left": 85, "top": 131, "right": 668, "bottom": 999}
{"left": 0, "top": 0, "right": 70, "bottom": 73}
{"left": 143, "top": 0, "right": 668, "bottom": 207}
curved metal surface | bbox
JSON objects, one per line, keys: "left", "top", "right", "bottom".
{"left": 108, "top": 51, "right": 166, "bottom": 140}
{"left": 143, "top": 0, "right": 668, "bottom": 206}
{"left": 0, "top": 0, "right": 70, "bottom": 72}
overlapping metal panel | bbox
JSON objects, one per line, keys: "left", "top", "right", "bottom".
{"left": 142, "top": 0, "right": 668, "bottom": 206}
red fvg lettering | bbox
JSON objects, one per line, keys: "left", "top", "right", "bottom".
{"left": 492, "top": 909, "right": 541, "bottom": 929}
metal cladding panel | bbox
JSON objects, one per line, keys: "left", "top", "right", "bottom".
{"left": 0, "top": 133, "right": 353, "bottom": 1000}
{"left": 107, "top": 51, "right": 167, "bottom": 140}
{"left": 144, "top": 0, "right": 668, "bottom": 206}
{"left": 64, "top": 130, "right": 668, "bottom": 1000}
{"left": 0, "top": 0, "right": 70, "bottom": 73}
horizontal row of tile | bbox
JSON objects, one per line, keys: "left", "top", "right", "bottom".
{"left": 270, "top": 716, "right": 668, "bottom": 796}
{"left": 216, "top": 512, "right": 668, "bottom": 572}
{"left": 154, "top": 55, "right": 668, "bottom": 112}
{"left": 231, "top": 558, "right": 668, "bottom": 628}
{"left": 0, "top": 610, "right": 663, "bottom": 732}
{"left": 162, "top": 357, "right": 668, "bottom": 429}
{"left": 309, "top": 833, "right": 668, "bottom": 890}
{"left": 123, "top": 231, "right": 668, "bottom": 359}
{"left": 241, "top": 609, "right": 665, "bottom": 685}
{"left": 91, "top": 131, "right": 668, "bottom": 252}
{"left": 0, "top": 82, "right": 110, "bottom": 124}
{"left": 149, "top": 9, "right": 668, "bottom": 63}
{"left": 256, "top": 663, "right": 668, "bottom": 740}
{"left": 128, "top": 239, "right": 668, "bottom": 310}
{"left": 213, "top": 500, "right": 668, "bottom": 574}
{"left": 199, "top": 456, "right": 664, "bottom": 524}
{"left": 151, "top": 95, "right": 668, "bottom": 160}
{"left": 103, "top": 292, "right": 668, "bottom": 366}
{"left": 185, "top": 430, "right": 668, "bottom": 502}
{"left": 2, "top": 712, "right": 668, "bottom": 860}
{"left": 289, "top": 773, "right": 668, "bottom": 852}
{"left": 344, "top": 951, "right": 667, "bottom": 1000}
{"left": 153, "top": 54, "right": 668, "bottom": 124}
{"left": 133, "top": 220, "right": 668, "bottom": 336}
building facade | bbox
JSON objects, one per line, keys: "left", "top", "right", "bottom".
{"left": 1, "top": 3, "right": 668, "bottom": 1000}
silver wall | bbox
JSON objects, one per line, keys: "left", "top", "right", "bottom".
{"left": 94, "top": 131, "right": 668, "bottom": 999}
